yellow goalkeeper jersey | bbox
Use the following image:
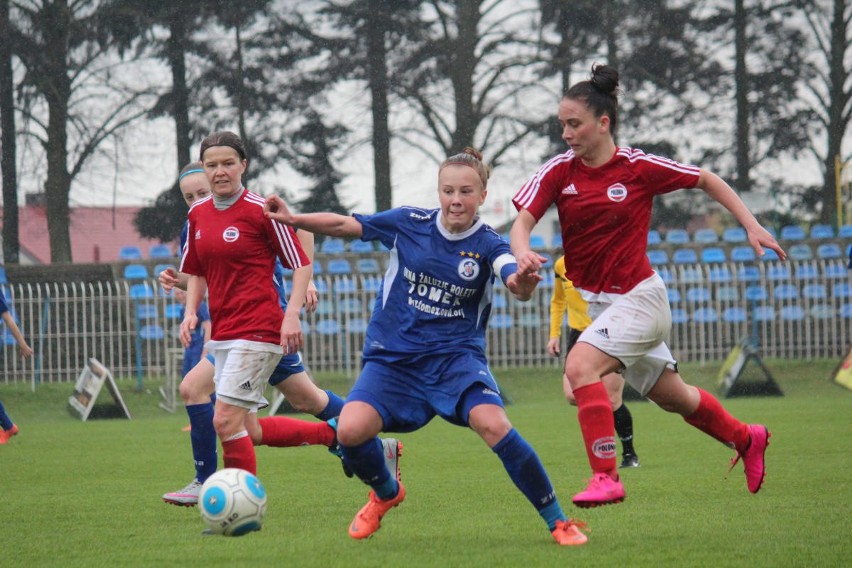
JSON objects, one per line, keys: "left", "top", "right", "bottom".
{"left": 549, "top": 255, "right": 592, "bottom": 338}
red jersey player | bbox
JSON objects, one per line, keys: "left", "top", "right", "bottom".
{"left": 180, "top": 130, "right": 310, "bottom": 476}
{"left": 510, "top": 64, "right": 786, "bottom": 508}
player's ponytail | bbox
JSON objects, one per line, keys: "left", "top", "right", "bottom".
{"left": 440, "top": 147, "right": 491, "bottom": 190}
{"left": 564, "top": 63, "right": 620, "bottom": 136}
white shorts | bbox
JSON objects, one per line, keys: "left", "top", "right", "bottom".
{"left": 206, "top": 339, "right": 283, "bottom": 410}
{"left": 578, "top": 273, "right": 677, "bottom": 396}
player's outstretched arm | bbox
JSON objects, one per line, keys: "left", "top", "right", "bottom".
{"left": 264, "top": 195, "right": 363, "bottom": 238}
{"left": 1, "top": 312, "right": 33, "bottom": 358}
{"left": 506, "top": 270, "right": 542, "bottom": 302}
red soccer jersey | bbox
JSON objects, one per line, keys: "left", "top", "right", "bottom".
{"left": 180, "top": 189, "right": 309, "bottom": 344}
{"left": 513, "top": 147, "right": 700, "bottom": 295}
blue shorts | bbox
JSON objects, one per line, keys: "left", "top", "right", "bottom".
{"left": 347, "top": 352, "right": 503, "bottom": 433}
{"left": 268, "top": 352, "right": 306, "bottom": 386}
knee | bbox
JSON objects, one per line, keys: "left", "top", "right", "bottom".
{"left": 469, "top": 410, "right": 512, "bottom": 447}
{"left": 212, "top": 411, "right": 240, "bottom": 438}
{"left": 562, "top": 374, "right": 577, "bottom": 406}
{"left": 179, "top": 379, "right": 208, "bottom": 405}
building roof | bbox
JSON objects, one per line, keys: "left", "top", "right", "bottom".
{"left": 0, "top": 205, "right": 173, "bottom": 264}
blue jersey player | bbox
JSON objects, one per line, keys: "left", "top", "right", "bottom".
{"left": 264, "top": 147, "right": 588, "bottom": 546}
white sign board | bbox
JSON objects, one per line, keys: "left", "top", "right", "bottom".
{"left": 68, "top": 358, "right": 132, "bottom": 421}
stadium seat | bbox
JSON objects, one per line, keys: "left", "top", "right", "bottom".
{"left": 338, "top": 298, "right": 363, "bottom": 314}
{"left": 153, "top": 264, "right": 176, "bottom": 277}
{"left": 540, "top": 270, "right": 555, "bottom": 289}
{"left": 135, "top": 303, "right": 158, "bottom": 321}
{"left": 809, "top": 224, "right": 834, "bottom": 239}
{"left": 492, "top": 294, "right": 508, "bottom": 309}
{"left": 346, "top": 318, "right": 369, "bottom": 333}
{"left": 722, "top": 306, "right": 747, "bottom": 323}
{"left": 692, "top": 307, "right": 718, "bottom": 323}
{"left": 356, "top": 258, "right": 381, "bottom": 274}
{"left": 780, "top": 305, "right": 806, "bottom": 321}
{"left": 802, "top": 283, "right": 827, "bottom": 300}
{"left": 129, "top": 283, "right": 153, "bottom": 299}
{"left": 530, "top": 235, "right": 547, "bottom": 249}
{"left": 753, "top": 305, "right": 776, "bottom": 321}
{"left": 647, "top": 249, "right": 669, "bottom": 265}
{"left": 315, "top": 319, "right": 341, "bottom": 335}
{"left": 647, "top": 230, "right": 662, "bottom": 246}
{"left": 313, "top": 279, "right": 328, "bottom": 294}
{"left": 737, "top": 265, "right": 761, "bottom": 282}
{"left": 656, "top": 267, "right": 674, "bottom": 284}
{"left": 139, "top": 324, "right": 165, "bottom": 340}
{"left": 334, "top": 277, "right": 358, "bottom": 294}
{"left": 816, "top": 243, "right": 842, "bottom": 259}
{"left": 123, "top": 264, "right": 149, "bottom": 280}
{"left": 362, "top": 276, "right": 382, "bottom": 293}
{"left": 833, "top": 282, "right": 852, "bottom": 299}
{"left": 349, "top": 240, "right": 374, "bottom": 253}
{"left": 326, "top": 259, "right": 352, "bottom": 274}
{"left": 148, "top": 244, "right": 173, "bottom": 259}
{"left": 810, "top": 304, "right": 834, "bottom": 320}
{"left": 312, "top": 260, "right": 323, "bottom": 275}
{"left": 722, "top": 227, "right": 747, "bottom": 243}
{"left": 315, "top": 301, "right": 334, "bottom": 316}
{"left": 795, "top": 264, "right": 819, "bottom": 280}
{"left": 766, "top": 265, "right": 790, "bottom": 280}
{"left": 490, "top": 313, "right": 514, "bottom": 329}
{"left": 679, "top": 266, "right": 704, "bottom": 283}
{"left": 773, "top": 283, "right": 799, "bottom": 301}
{"left": 824, "top": 263, "right": 847, "bottom": 280}
{"left": 551, "top": 233, "right": 563, "bottom": 248}
{"left": 730, "top": 246, "right": 756, "bottom": 262}
{"left": 840, "top": 303, "right": 852, "bottom": 318}
{"left": 320, "top": 238, "right": 346, "bottom": 254}
{"left": 761, "top": 249, "right": 780, "bottom": 261}
{"left": 667, "top": 289, "right": 681, "bottom": 304}
{"left": 693, "top": 228, "right": 719, "bottom": 243}
{"left": 672, "top": 248, "right": 698, "bottom": 264}
{"left": 164, "top": 303, "right": 183, "bottom": 320}
{"left": 708, "top": 266, "right": 732, "bottom": 283}
{"left": 665, "top": 229, "right": 690, "bottom": 245}
{"left": 700, "top": 247, "right": 726, "bottom": 263}
{"left": 788, "top": 243, "right": 813, "bottom": 261}
{"left": 671, "top": 308, "right": 688, "bottom": 324}
{"left": 519, "top": 313, "right": 542, "bottom": 328}
{"left": 838, "top": 224, "right": 852, "bottom": 239}
{"left": 744, "top": 285, "right": 768, "bottom": 302}
{"left": 780, "top": 225, "right": 806, "bottom": 241}
{"left": 686, "top": 286, "right": 711, "bottom": 304}
{"left": 716, "top": 286, "right": 740, "bottom": 302}
{"left": 119, "top": 245, "right": 143, "bottom": 260}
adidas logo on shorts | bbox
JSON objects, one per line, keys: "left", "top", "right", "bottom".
{"left": 594, "top": 328, "right": 610, "bottom": 340}
{"left": 238, "top": 381, "right": 252, "bottom": 391}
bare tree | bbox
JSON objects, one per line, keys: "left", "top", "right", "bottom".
{"left": 1, "top": 0, "right": 19, "bottom": 263}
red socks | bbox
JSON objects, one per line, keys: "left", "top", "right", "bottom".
{"left": 258, "top": 416, "right": 336, "bottom": 448}
{"left": 573, "top": 382, "right": 617, "bottom": 476}
{"left": 222, "top": 434, "right": 256, "bottom": 474}
{"left": 684, "top": 388, "right": 749, "bottom": 452}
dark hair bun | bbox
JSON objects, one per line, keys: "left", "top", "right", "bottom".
{"left": 590, "top": 64, "right": 619, "bottom": 95}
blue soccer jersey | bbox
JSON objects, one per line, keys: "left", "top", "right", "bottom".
{"left": 353, "top": 207, "right": 516, "bottom": 362}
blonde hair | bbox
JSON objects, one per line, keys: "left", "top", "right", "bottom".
{"left": 439, "top": 147, "right": 491, "bottom": 190}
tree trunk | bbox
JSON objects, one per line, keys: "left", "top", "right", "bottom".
{"left": 823, "top": 0, "right": 848, "bottom": 226}
{"left": 734, "top": 0, "right": 751, "bottom": 194}
{"left": 168, "top": 17, "right": 191, "bottom": 169}
{"left": 0, "top": 0, "right": 19, "bottom": 264}
{"left": 367, "top": 1, "right": 392, "bottom": 211}
{"left": 450, "top": 0, "right": 480, "bottom": 154}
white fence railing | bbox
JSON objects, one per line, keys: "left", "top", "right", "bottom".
{"left": 1, "top": 258, "right": 850, "bottom": 385}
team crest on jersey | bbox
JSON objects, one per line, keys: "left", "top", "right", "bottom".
{"left": 458, "top": 257, "right": 480, "bottom": 281}
{"left": 194, "top": 229, "right": 201, "bottom": 240}
{"left": 607, "top": 183, "right": 627, "bottom": 202}
{"left": 222, "top": 226, "right": 240, "bottom": 243}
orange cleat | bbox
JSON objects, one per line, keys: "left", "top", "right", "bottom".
{"left": 551, "top": 519, "right": 589, "bottom": 546}
{"left": 0, "top": 424, "right": 19, "bottom": 445}
{"left": 348, "top": 483, "right": 406, "bottom": 539}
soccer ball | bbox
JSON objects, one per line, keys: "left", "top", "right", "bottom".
{"left": 199, "top": 468, "right": 267, "bottom": 536}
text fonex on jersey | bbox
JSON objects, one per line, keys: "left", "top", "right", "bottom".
{"left": 353, "top": 206, "right": 517, "bottom": 363}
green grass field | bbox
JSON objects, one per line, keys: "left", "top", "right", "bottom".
{"left": 1, "top": 359, "right": 850, "bottom": 567}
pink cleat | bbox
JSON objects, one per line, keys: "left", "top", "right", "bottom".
{"left": 572, "top": 472, "right": 625, "bottom": 508}
{"left": 551, "top": 519, "right": 589, "bottom": 546}
{"left": 0, "top": 424, "right": 19, "bottom": 445}
{"left": 729, "top": 424, "right": 770, "bottom": 493}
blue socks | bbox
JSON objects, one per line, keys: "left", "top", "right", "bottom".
{"left": 0, "top": 400, "right": 12, "bottom": 430}
{"left": 341, "top": 437, "right": 398, "bottom": 500}
{"left": 186, "top": 401, "right": 217, "bottom": 483}
{"left": 492, "top": 428, "right": 566, "bottom": 530}
{"left": 315, "top": 390, "right": 345, "bottom": 421}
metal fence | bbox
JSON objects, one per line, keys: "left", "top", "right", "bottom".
{"left": 1, "top": 258, "right": 850, "bottom": 385}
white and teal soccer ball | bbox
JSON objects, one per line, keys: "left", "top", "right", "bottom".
{"left": 199, "top": 468, "right": 267, "bottom": 536}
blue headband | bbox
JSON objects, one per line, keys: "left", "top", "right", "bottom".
{"left": 178, "top": 168, "right": 204, "bottom": 182}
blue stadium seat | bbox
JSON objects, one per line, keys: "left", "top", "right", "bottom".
{"left": 326, "top": 259, "right": 352, "bottom": 274}
{"left": 809, "top": 224, "right": 834, "bottom": 239}
{"left": 766, "top": 265, "right": 790, "bottom": 280}
{"left": 551, "top": 233, "right": 563, "bottom": 248}
{"left": 136, "top": 303, "right": 158, "bottom": 321}
{"left": 540, "top": 271, "right": 555, "bottom": 289}
{"left": 737, "top": 265, "right": 760, "bottom": 282}
{"left": 346, "top": 318, "right": 369, "bottom": 333}
{"left": 810, "top": 304, "right": 834, "bottom": 320}
{"left": 773, "top": 283, "right": 799, "bottom": 300}
{"left": 123, "top": 264, "right": 149, "bottom": 280}
{"left": 540, "top": 253, "right": 554, "bottom": 268}
{"left": 647, "top": 230, "right": 662, "bottom": 246}
{"left": 701, "top": 247, "right": 726, "bottom": 263}
{"left": 148, "top": 244, "right": 173, "bottom": 259}
{"left": 824, "top": 263, "right": 847, "bottom": 280}
{"left": 753, "top": 305, "right": 776, "bottom": 321}
{"left": 334, "top": 277, "right": 358, "bottom": 294}
{"left": 320, "top": 238, "right": 346, "bottom": 254}
{"left": 671, "top": 308, "right": 688, "bottom": 324}
{"left": 722, "top": 227, "right": 747, "bottom": 243}
{"left": 780, "top": 225, "right": 806, "bottom": 240}
{"left": 816, "top": 243, "right": 842, "bottom": 259}
{"left": 362, "top": 276, "right": 382, "bottom": 293}
{"left": 716, "top": 286, "right": 740, "bottom": 302}
{"left": 745, "top": 285, "right": 768, "bottom": 302}
{"left": 356, "top": 258, "right": 380, "bottom": 274}
{"left": 153, "top": 264, "right": 176, "bottom": 278}
{"left": 693, "top": 228, "right": 719, "bottom": 243}
{"left": 139, "top": 324, "right": 165, "bottom": 340}
{"left": 348, "top": 240, "right": 374, "bottom": 253}
{"left": 129, "top": 283, "right": 153, "bottom": 299}
{"left": 802, "top": 283, "right": 827, "bottom": 300}
{"left": 164, "top": 303, "right": 183, "bottom": 320}
{"left": 692, "top": 307, "right": 718, "bottom": 323}
{"left": 761, "top": 249, "right": 780, "bottom": 261}
{"left": 656, "top": 267, "right": 674, "bottom": 284}
{"left": 708, "top": 266, "right": 732, "bottom": 283}
{"left": 492, "top": 294, "right": 508, "bottom": 309}
{"left": 338, "top": 298, "right": 363, "bottom": 314}
{"left": 780, "top": 305, "right": 805, "bottom": 321}
{"left": 730, "top": 246, "right": 756, "bottom": 262}
{"left": 530, "top": 235, "right": 547, "bottom": 249}
{"left": 490, "top": 313, "right": 514, "bottom": 329}
{"left": 833, "top": 282, "right": 852, "bottom": 299}
{"left": 686, "top": 287, "right": 711, "bottom": 303}
{"left": 722, "top": 306, "right": 747, "bottom": 323}
{"left": 313, "top": 279, "right": 328, "bottom": 294}
{"left": 838, "top": 225, "right": 852, "bottom": 239}
{"left": 315, "top": 319, "right": 341, "bottom": 335}
{"left": 647, "top": 249, "right": 669, "bottom": 265}
{"left": 312, "top": 260, "right": 323, "bottom": 275}
{"left": 119, "top": 245, "right": 143, "bottom": 260}
{"left": 795, "top": 264, "right": 819, "bottom": 280}
{"left": 840, "top": 303, "right": 852, "bottom": 318}
{"left": 672, "top": 248, "right": 698, "bottom": 264}
{"left": 679, "top": 266, "right": 704, "bottom": 283}
{"left": 788, "top": 243, "right": 813, "bottom": 261}
{"left": 667, "top": 289, "right": 681, "bottom": 304}
{"left": 519, "top": 313, "right": 543, "bottom": 328}
{"left": 665, "top": 229, "right": 690, "bottom": 245}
